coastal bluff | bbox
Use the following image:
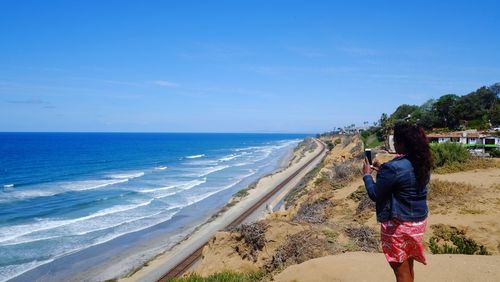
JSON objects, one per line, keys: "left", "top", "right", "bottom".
{"left": 185, "top": 135, "right": 500, "bottom": 281}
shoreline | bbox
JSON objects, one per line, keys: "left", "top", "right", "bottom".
{"left": 120, "top": 139, "right": 325, "bottom": 281}
{"left": 7, "top": 138, "right": 305, "bottom": 282}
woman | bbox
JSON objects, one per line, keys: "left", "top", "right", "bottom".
{"left": 363, "top": 123, "right": 431, "bottom": 282}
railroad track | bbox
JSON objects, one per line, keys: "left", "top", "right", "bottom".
{"left": 158, "top": 139, "right": 326, "bottom": 281}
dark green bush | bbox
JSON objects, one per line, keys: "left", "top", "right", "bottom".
{"left": 428, "top": 224, "right": 490, "bottom": 255}
{"left": 325, "top": 140, "right": 334, "bottom": 150}
{"left": 430, "top": 142, "right": 470, "bottom": 168}
{"left": 489, "top": 148, "right": 500, "bottom": 158}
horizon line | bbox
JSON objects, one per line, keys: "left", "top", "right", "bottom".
{"left": 0, "top": 131, "right": 317, "bottom": 135}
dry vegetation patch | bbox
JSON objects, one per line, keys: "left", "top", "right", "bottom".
{"left": 332, "top": 159, "right": 362, "bottom": 185}
{"left": 266, "top": 230, "right": 333, "bottom": 272}
{"left": 344, "top": 224, "right": 380, "bottom": 252}
{"left": 347, "top": 186, "right": 376, "bottom": 223}
{"left": 230, "top": 222, "right": 268, "bottom": 262}
{"left": 433, "top": 157, "right": 499, "bottom": 174}
{"left": 427, "top": 179, "right": 475, "bottom": 214}
{"left": 292, "top": 198, "right": 331, "bottom": 224}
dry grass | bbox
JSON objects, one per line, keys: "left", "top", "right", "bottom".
{"left": 342, "top": 135, "right": 353, "bottom": 146}
{"left": 230, "top": 222, "right": 268, "bottom": 262}
{"left": 433, "top": 158, "right": 499, "bottom": 174}
{"left": 333, "top": 159, "right": 361, "bottom": 181}
{"left": 347, "top": 186, "right": 376, "bottom": 223}
{"left": 330, "top": 159, "right": 363, "bottom": 190}
{"left": 266, "top": 230, "right": 333, "bottom": 272}
{"left": 355, "top": 195, "right": 375, "bottom": 216}
{"left": 348, "top": 186, "right": 366, "bottom": 202}
{"left": 344, "top": 224, "right": 380, "bottom": 252}
{"left": 427, "top": 179, "right": 475, "bottom": 214}
{"left": 293, "top": 198, "right": 330, "bottom": 224}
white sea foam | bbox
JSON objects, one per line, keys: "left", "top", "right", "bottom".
{"left": 61, "top": 178, "right": 130, "bottom": 191}
{"left": 196, "top": 165, "right": 230, "bottom": 177}
{"left": 137, "top": 185, "right": 177, "bottom": 193}
{"left": 186, "top": 154, "right": 205, "bottom": 159}
{"left": 154, "top": 178, "right": 207, "bottom": 199}
{"left": 185, "top": 159, "right": 218, "bottom": 166}
{"left": 0, "top": 199, "right": 155, "bottom": 244}
{"left": 2, "top": 201, "right": 179, "bottom": 247}
{"left": 184, "top": 169, "right": 257, "bottom": 205}
{"left": 0, "top": 258, "right": 55, "bottom": 282}
{"left": 3, "top": 184, "right": 14, "bottom": 188}
{"left": 233, "top": 145, "right": 263, "bottom": 152}
{"left": 154, "top": 166, "right": 168, "bottom": 170}
{"left": 138, "top": 177, "right": 206, "bottom": 195}
{"left": 0, "top": 172, "right": 146, "bottom": 202}
{"left": 1, "top": 235, "right": 61, "bottom": 246}
{"left": 108, "top": 171, "right": 145, "bottom": 179}
{"left": 0, "top": 208, "right": 181, "bottom": 282}
{"left": 218, "top": 154, "right": 238, "bottom": 162}
{"left": 234, "top": 162, "right": 251, "bottom": 167}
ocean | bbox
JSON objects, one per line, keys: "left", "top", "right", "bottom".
{"left": 0, "top": 132, "right": 307, "bottom": 281}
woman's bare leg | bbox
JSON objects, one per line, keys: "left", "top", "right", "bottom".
{"left": 409, "top": 258, "right": 414, "bottom": 280}
{"left": 390, "top": 260, "right": 413, "bottom": 282}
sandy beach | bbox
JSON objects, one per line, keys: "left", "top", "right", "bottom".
{"left": 120, "top": 138, "right": 326, "bottom": 281}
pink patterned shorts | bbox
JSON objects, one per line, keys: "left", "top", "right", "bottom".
{"left": 380, "top": 218, "right": 427, "bottom": 265}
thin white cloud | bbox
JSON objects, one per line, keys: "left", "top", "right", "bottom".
{"left": 5, "top": 99, "right": 49, "bottom": 105}
{"left": 152, "top": 80, "right": 180, "bottom": 88}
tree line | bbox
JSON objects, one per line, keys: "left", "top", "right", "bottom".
{"left": 318, "top": 82, "right": 500, "bottom": 142}
{"left": 374, "top": 82, "right": 500, "bottom": 141}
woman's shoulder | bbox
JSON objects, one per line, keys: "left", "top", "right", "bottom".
{"left": 384, "top": 156, "right": 412, "bottom": 170}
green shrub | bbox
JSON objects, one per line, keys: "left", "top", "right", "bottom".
{"left": 361, "top": 132, "right": 383, "bottom": 148}
{"left": 325, "top": 140, "right": 334, "bottom": 150}
{"left": 348, "top": 186, "right": 366, "bottom": 202}
{"left": 430, "top": 142, "right": 470, "bottom": 168}
{"left": 165, "top": 271, "right": 265, "bottom": 282}
{"left": 361, "top": 130, "right": 370, "bottom": 139}
{"left": 490, "top": 148, "right": 500, "bottom": 158}
{"left": 234, "top": 189, "right": 249, "bottom": 198}
{"left": 428, "top": 224, "right": 490, "bottom": 255}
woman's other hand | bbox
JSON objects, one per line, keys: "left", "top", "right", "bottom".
{"left": 363, "top": 157, "right": 372, "bottom": 175}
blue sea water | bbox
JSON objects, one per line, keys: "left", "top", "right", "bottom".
{"left": 0, "top": 133, "right": 306, "bottom": 281}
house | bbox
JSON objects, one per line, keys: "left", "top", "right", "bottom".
{"left": 427, "top": 130, "right": 500, "bottom": 152}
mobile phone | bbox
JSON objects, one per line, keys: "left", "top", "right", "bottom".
{"left": 365, "top": 149, "right": 372, "bottom": 165}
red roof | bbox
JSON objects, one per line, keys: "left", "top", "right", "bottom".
{"left": 427, "top": 132, "right": 480, "bottom": 138}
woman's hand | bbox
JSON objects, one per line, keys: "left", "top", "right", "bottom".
{"left": 372, "top": 159, "right": 381, "bottom": 171}
{"left": 363, "top": 157, "right": 372, "bottom": 176}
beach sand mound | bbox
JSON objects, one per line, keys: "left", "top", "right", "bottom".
{"left": 274, "top": 252, "right": 500, "bottom": 282}
{"left": 195, "top": 220, "right": 309, "bottom": 276}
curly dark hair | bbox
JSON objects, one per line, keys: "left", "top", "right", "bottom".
{"left": 393, "top": 123, "right": 432, "bottom": 186}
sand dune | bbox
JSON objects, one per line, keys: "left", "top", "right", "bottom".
{"left": 275, "top": 252, "right": 500, "bottom": 282}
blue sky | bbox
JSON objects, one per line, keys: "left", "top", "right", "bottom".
{"left": 1, "top": 0, "right": 499, "bottom": 133}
